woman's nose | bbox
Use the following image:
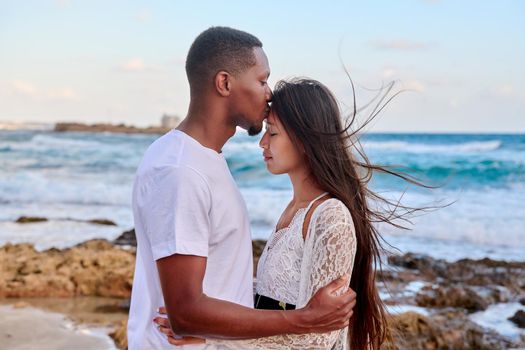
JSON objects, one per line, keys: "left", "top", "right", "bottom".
{"left": 259, "top": 131, "right": 269, "bottom": 149}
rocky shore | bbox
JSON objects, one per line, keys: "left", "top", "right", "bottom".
{"left": 54, "top": 122, "right": 171, "bottom": 134}
{"left": 0, "top": 239, "right": 134, "bottom": 298}
{"left": 1, "top": 229, "right": 524, "bottom": 349}
{"left": 380, "top": 253, "right": 525, "bottom": 349}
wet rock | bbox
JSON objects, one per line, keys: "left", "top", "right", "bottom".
{"left": 386, "top": 311, "right": 516, "bottom": 350}
{"left": 387, "top": 253, "right": 448, "bottom": 278}
{"left": 15, "top": 216, "right": 117, "bottom": 226}
{"left": 109, "top": 319, "right": 128, "bottom": 349}
{"left": 15, "top": 216, "right": 48, "bottom": 223}
{"left": 113, "top": 229, "right": 136, "bottom": 247}
{"left": 252, "top": 240, "right": 266, "bottom": 259}
{"left": 388, "top": 253, "right": 525, "bottom": 294}
{"left": 487, "top": 286, "right": 512, "bottom": 303}
{"left": 415, "top": 285, "right": 489, "bottom": 312}
{"left": 94, "top": 303, "right": 129, "bottom": 314}
{"left": 520, "top": 297, "right": 525, "bottom": 306}
{"left": 88, "top": 219, "right": 117, "bottom": 226}
{"left": 508, "top": 310, "right": 525, "bottom": 328}
{"left": 252, "top": 240, "right": 266, "bottom": 276}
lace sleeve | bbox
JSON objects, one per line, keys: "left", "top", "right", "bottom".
{"left": 208, "top": 200, "right": 357, "bottom": 350}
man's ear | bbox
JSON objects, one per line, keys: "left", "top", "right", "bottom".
{"left": 215, "top": 71, "right": 232, "bottom": 97}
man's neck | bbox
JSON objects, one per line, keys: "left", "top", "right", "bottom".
{"left": 178, "top": 103, "right": 236, "bottom": 153}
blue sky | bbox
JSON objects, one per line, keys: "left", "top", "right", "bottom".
{"left": 1, "top": 0, "right": 524, "bottom": 132}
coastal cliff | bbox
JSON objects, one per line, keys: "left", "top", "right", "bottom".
{"left": 54, "top": 122, "right": 171, "bottom": 134}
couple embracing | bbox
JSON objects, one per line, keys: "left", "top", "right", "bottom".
{"left": 128, "top": 26, "right": 394, "bottom": 350}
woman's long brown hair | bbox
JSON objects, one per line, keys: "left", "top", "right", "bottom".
{"left": 270, "top": 77, "right": 430, "bottom": 349}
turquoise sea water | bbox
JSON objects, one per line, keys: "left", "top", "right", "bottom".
{"left": 0, "top": 127, "right": 524, "bottom": 261}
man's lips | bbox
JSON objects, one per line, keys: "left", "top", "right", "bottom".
{"left": 263, "top": 153, "right": 272, "bottom": 161}
{"left": 264, "top": 106, "right": 270, "bottom": 118}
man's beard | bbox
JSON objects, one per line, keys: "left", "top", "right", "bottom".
{"left": 247, "top": 122, "right": 263, "bottom": 136}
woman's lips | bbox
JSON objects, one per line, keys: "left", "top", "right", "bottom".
{"left": 263, "top": 153, "right": 272, "bottom": 162}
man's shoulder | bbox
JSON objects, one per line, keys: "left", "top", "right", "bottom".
{"left": 138, "top": 131, "right": 191, "bottom": 175}
{"left": 142, "top": 130, "right": 181, "bottom": 161}
{"left": 143, "top": 130, "right": 220, "bottom": 170}
{"left": 138, "top": 163, "right": 208, "bottom": 189}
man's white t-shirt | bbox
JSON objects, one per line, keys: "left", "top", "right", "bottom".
{"left": 127, "top": 130, "right": 254, "bottom": 350}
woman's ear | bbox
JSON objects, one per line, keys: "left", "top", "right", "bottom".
{"left": 215, "top": 71, "right": 232, "bottom": 97}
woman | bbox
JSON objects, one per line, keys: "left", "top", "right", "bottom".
{"left": 155, "top": 78, "right": 399, "bottom": 349}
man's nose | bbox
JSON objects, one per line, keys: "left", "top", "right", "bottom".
{"left": 266, "top": 87, "right": 273, "bottom": 102}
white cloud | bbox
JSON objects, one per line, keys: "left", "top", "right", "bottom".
{"left": 136, "top": 9, "right": 152, "bottom": 23}
{"left": 478, "top": 84, "right": 517, "bottom": 100}
{"left": 11, "top": 80, "right": 37, "bottom": 96}
{"left": 7, "top": 81, "right": 79, "bottom": 101}
{"left": 403, "top": 80, "right": 426, "bottom": 92}
{"left": 372, "top": 39, "right": 430, "bottom": 51}
{"left": 121, "top": 58, "right": 146, "bottom": 71}
{"left": 170, "top": 56, "right": 186, "bottom": 66}
{"left": 493, "top": 85, "right": 514, "bottom": 97}
{"left": 55, "top": 0, "right": 72, "bottom": 8}
{"left": 382, "top": 67, "right": 398, "bottom": 79}
{"left": 47, "top": 88, "right": 79, "bottom": 101}
{"left": 118, "top": 58, "right": 165, "bottom": 73}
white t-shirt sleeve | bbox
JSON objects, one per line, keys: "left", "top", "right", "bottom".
{"left": 138, "top": 165, "right": 212, "bottom": 261}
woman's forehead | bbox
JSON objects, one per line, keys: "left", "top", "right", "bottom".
{"left": 267, "top": 110, "right": 279, "bottom": 124}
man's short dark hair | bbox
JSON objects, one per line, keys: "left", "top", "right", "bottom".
{"left": 185, "top": 26, "right": 263, "bottom": 93}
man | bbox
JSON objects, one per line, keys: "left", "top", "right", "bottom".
{"left": 127, "top": 26, "right": 355, "bottom": 349}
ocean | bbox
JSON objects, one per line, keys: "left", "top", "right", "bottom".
{"left": 1, "top": 126, "right": 524, "bottom": 262}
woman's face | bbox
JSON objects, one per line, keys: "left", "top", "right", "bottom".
{"left": 259, "top": 110, "right": 304, "bottom": 175}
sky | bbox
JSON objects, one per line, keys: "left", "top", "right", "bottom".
{"left": 0, "top": 0, "right": 524, "bottom": 132}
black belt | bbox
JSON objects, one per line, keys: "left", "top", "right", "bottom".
{"left": 254, "top": 293, "right": 296, "bottom": 310}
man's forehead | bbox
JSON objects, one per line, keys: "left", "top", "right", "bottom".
{"left": 253, "top": 47, "right": 270, "bottom": 73}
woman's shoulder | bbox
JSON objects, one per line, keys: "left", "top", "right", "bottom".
{"left": 304, "top": 197, "right": 356, "bottom": 244}
{"left": 311, "top": 197, "right": 354, "bottom": 226}
{"left": 315, "top": 197, "right": 350, "bottom": 213}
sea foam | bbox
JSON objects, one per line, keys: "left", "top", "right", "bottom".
{"left": 363, "top": 140, "right": 502, "bottom": 153}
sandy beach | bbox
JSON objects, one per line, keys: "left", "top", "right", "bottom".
{"left": 0, "top": 304, "right": 117, "bottom": 350}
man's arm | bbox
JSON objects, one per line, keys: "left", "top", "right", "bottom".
{"left": 157, "top": 254, "right": 354, "bottom": 340}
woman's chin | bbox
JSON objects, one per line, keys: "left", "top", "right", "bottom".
{"left": 266, "top": 167, "right": 277, "bottom": 175}
{"left": 266, "top": 165, "right": 285, "bottom": 175}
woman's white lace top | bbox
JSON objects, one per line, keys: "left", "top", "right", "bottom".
{"left": 210, "top": 197, "right": 357, "bottom": 349}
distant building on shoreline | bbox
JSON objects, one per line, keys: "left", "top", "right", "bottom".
{"left": 161, "top": 114, "right": 181, "bottom": 129}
